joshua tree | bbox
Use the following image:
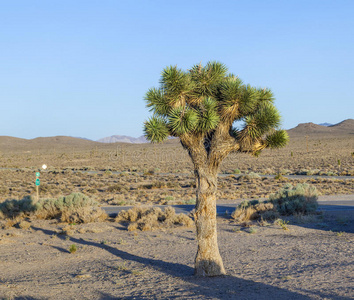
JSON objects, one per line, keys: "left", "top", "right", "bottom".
{"left": 143, "top": 62, "right": 289, "bottom": 276}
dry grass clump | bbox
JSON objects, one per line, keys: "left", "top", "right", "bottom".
{"left": 2, "top": 217, "right": 22, "bottom": 229}
{"left": 59, "top": 206, "right": 107, "bottom": 223}
{"left": 106, "top": 183, "right": 128, "bottom": 193}
{"left": 18, "top": 220, "right": 31, "bottom": 230}
{"left": 0, "top": 193, "right": 107, "bottom": 224}
{"left": 115, "top": 206, "right": 194, "bottom": 231}
{"left": 231, "top": 200, "right": 278, "bottom": 222}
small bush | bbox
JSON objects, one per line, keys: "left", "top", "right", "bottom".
{"left": 104, "top": 170, "right": 113, "bottom": 176}
{"left": 0, "top": 196, "right": 38, "bottom": 219}
{"left": 231, "top": 200, "right": 275, "bottom": 222}
{"left": 269, "top": 183, "right": 318, "bottom": 215}
{"left": 232, "top": 184, "right": 318, "bottom": 222}
{"left": 275, "top": 219, "right": 289, "bottom": 230}
{"left": 115, "top": 206, "right": 194, "bottom": 231}
{"left": 184, "top": 198, "right": 196, "bottom": 205}
{"left": 0, "top": 193, "right": 107, "bottom": 223}
{"left": 18, "top": 220, "right": 31, "bottom": 230}
{"left": 280, "top": 169, "right": 291, "bottom": 175}
{"left": 274, "top": 174, "right": 285, "bottom": 180}
{"left": 69, "top": 244, "right": 77, "bottom": 254}
{"left": 143, "top": 169, "right": 155, "bottom": 176}
{"left": 238, "top": 172, "right": 261, "bottom": 181}
{"left": 246, "top": 172, "right": 261, "bottom": 180}
{"left": 107, "top": 184, "right": 127, "bottom": 193}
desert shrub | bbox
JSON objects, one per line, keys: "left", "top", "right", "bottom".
{"left": 166, "top": 181, "right": 180, "bottom": 188}
{"left": 246, "top": 172, "right": 261, "bottom": 179}
{"left": 0, "top": 193, "right": 107, "bottom": 223}
{"left": 233, "top": 169, "right": 241, "bottom": 174}
{"left": 269, "top": 183, "right": 319, "bottom": 215}
{"left": 296, "top": 169, "right": 309, "bottom": 175}
{"left": 59, "top": 205, "right": 107, "bottom": 223}
{"left": 35, "top": 193, "right": 107, "bottom": 223}
{"left": 238, "top": 172, "right": 261, "bottom": 181}
{"left": 280, "top": 169, "right": 291, "bottom": 175}
{"left": 0, "top": 196, "right": 38, "bottom": 218}
{"left": 263, "top": 168, "right": 275, "bottom": 175}
{"left": 18, "top": 220, "right": 31, "bottom": 230}
{"left": 141, "top": 181, "right": 167, "bottom": 189}
{"left": 104, "top": 170, "right": 113, "bottom": 176}
{"left": 143, "top": 169, "right": 155, "bottom": 175}
{"left": 69, "top": 244, "right": 77, "bottom": 254}
{"left": 231, "top": 200, "right": 276, "bottom": 222}
{"left": 107, "top": 184, "right": 127, "bottom": 193}
{"left": 184, "top": 198, "right": 196, "bottom": 205}
{"left": 115, "top": 206, "right": 194, "bottom": 231}
{"left": 274, "top": 173, "right": 285, "bottom": 180}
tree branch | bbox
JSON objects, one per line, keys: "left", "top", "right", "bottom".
{"left": 179, "top": 133, "right": 208, "bottom": 170}
{"left": 207, "top": 122, "right": 240, "bottom": 170}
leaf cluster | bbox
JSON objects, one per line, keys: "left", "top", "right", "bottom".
{"left": 144, "top": 61, "right": 288, "bottom": 153}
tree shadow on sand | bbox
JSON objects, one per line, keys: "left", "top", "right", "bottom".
{"left": 30, "top": 226, "right": 353, "bottom": 300}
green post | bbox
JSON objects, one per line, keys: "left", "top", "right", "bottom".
{"left": 35, "top": 173, "right": 40, "bottom": 201}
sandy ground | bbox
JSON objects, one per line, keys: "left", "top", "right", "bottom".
{"left": 0, "top": 208, "right": 353, "bottom": 300}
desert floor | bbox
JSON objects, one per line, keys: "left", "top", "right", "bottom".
{"left": 0, "top": 130, "right": 353, "bottom": 299}
{"left": 1, "top": 204, "right": 353, "bottom": 300}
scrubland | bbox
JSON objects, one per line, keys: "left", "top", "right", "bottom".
{"left": 0, "top": 131, "right": 353, "bottom": 299}
{"left": 0, "top": 133, "right": 353, "bottom": 204}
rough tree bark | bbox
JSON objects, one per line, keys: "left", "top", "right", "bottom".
{"left": 194, "top": 166, "right": 226, "bottom": 276}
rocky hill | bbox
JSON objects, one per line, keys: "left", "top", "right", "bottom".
{"left": 288, "top": 119, "right": 353, "bottom": 135}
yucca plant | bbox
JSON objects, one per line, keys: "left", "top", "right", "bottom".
{"left": 143, "top": 62, "right": 289, "bottom": 276}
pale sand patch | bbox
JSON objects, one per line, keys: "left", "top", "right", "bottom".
{"left": 0, "top": 213, "right": 353, "bottom": 300}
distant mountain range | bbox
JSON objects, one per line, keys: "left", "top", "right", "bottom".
{"left": 318, "top": 122, "right": 333, "bottom": 127}
{"left": 1, "top": 119, "right": 352, "bottom": 149}
{"left": 288, "top": 119, "right": 354, "bottom": 135}
{"left": 96, "top": 135, "right": 148, "bottom": 144}
{"left": 96, "top": 119, "right": 353, "bottom": 143}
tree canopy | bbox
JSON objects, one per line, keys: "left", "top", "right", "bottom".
{"left": 144, "top": 61, "right": 288, "bottom": 162}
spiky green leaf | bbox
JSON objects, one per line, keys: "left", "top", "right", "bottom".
{"left": 266, "top": 130, "right": 289, "bottom": 149}
{"left": 252, "top": 102, "right": 281, "bottom": 134}
{"left": 196, "top": 97, "right": 220, "bottom": 132}
{"left": 145, "top": 88, "right": 170, "bottom": 116}
{"left": 219, "top": 77, "right": 243, "bottom": 104}
{"left": 168, "top": 107, "right": 199, "bottom": 135}
{"left": 238, "top": 85, "right": 258, "bottom": 116}
{"left": 160, "top": 66, "right": 191, "bottom": 102}
{"left": 243, "top": 116, "right": 262, "bottom": 139}
{"left": 205, "top": 61, "right": 228, "bottom": 82}
{"left": 257, "top": 88, "right": 274, "bottom": 103}
{"left": 144, "top": 117, "right": 169, "bottom": 143}
{"left": 189, "top": 61, "right": 227, "bottom": 99}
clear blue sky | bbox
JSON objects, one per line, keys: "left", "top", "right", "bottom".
{"left": 1, "top": 0, "right": 353, "bottom": 140}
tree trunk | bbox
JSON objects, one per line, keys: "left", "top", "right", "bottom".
{"left": 194, "top": 167, "right": 226, "bottom": 276}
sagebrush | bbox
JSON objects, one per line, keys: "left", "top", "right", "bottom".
{"left": 232, "top": 183, "right": 319, "bottom": 222}
{"left": 0, "top": 193, "right": 107, "bottom": 223}
{"left": 269, "top": 183, "right": 319, "bottom": 215}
